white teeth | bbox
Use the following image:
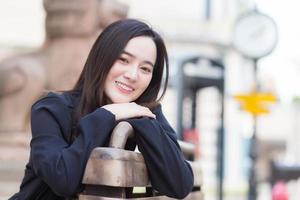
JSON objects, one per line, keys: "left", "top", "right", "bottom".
{"left": 116, "top": 81, "right": 134, "bottom": 91}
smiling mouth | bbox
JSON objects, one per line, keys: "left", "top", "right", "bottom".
{"left": 115, "top": 81, "right": 134, "bottom": 92}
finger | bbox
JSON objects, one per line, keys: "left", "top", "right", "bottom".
{"left": 142, "top": 108, "right": 156, "bottom": 119}
{"left": 151, "top": 114, "right": 156, "bottom": 119}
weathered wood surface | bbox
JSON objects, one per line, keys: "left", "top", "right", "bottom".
{"left": 188, "top": 161, "right": 203, "bottom": 186}
{"left": 109, "top": 121, "right": 134, "bottom": 149}
{"left": 82, "top": 148, "right": 148, "bottom": 187}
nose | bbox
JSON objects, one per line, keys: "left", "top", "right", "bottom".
{"left": 123, "top": 65, "right": 138, "bottom": 81}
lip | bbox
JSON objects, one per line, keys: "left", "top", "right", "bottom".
{"left": 115, "top": 81, "right": 135, "bottom": 94}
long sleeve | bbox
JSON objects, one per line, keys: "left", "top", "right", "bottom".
{"left": 126, "top": 105, "right": 194, "bottom": 199}
{"left": 30, "top": 96, "right": 116, "bottom": 197}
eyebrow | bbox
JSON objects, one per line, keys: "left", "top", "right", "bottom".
{"left": 121, "top": 50, "right": 154, "bottom": 67}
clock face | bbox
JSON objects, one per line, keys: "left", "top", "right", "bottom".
{"left": 233, "top": 12, "right": 278, "bottom": 59}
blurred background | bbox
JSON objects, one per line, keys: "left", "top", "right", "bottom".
{"left": 1, "top": 0, "right": 300, "bottom": 200}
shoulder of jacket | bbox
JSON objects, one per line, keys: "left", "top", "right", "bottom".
{"left": 32, "top": 91, "right": 73, "bottom": 111}
{"left": 153, "top": 103, "right": 162, "bottom": 113}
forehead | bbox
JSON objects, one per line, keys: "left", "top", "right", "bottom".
{"left": 123, "top": 36, "right": 157, "bottom": 63}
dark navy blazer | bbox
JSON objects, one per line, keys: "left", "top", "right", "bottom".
{"left": 10, "top": 92, "right": 193, "bottom": 199}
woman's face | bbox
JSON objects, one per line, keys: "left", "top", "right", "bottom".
{"left": 104, "top": 36, "right": 157, "bottom": 103}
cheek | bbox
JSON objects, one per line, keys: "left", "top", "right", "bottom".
{"left": 142, "top": 76, "right": 153, "bottom": 90}
{"left": 107, "top": 63, "right": 122, "bottom": 79}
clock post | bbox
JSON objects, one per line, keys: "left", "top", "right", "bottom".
{"left": 249, "top": 58, "right": 258, "bottom": 200}
{"left": 232, "top": 11, "right": 278, "bottom": 200}
{"left": 234, "top": 58, "right": 277, "bottom": 200}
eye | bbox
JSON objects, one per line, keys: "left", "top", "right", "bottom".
{"left": 140, "top": 66, "right": 153, "bottom": 74}
{"left": 118, "top": 57, "right": 129, "bottom": 64}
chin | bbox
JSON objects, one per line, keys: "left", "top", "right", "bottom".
{"left": 110, "top": 97, "right": 133, "bottom": 104}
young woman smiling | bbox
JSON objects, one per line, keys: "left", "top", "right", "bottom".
{"left": 10, "top": 19, "right": 194, "bottom": 200}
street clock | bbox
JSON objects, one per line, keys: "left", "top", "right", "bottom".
{"left": 233, "top": 11, "right": 278, "bottom": 59}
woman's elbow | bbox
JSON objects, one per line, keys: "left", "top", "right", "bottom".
{"left": 175, "top": 174, "right": 194, "bottom": 199}
{"left": 165, "top": 170, "right": 194, "bottom": 199}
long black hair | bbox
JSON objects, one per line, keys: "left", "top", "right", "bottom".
{"left": 72, "top": 19, "right": 169, "bottom": 120}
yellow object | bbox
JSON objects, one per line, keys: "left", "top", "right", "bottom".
{"left": 234, "top": 92, "right": 276, "bottom": 115}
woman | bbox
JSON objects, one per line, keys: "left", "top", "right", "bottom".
{"left": 10, "top": 19, "right": 194, "bottom": 200}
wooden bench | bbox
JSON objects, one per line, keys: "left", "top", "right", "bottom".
{"left": 78, "top": 122, "right": 203, "bottom": 199}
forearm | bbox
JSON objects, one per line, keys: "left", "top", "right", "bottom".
{"left": 31, "top": 107, "right": 116, "bottom": 197}
{"left": 127, "top": 117, "right": 194, "bottom": 199}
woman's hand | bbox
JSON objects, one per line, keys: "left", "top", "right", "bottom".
{"left": 102, "top": 102, "right": 156, "bottom": 121}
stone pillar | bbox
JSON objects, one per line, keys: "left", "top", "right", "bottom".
{"left": 0, "top": 0, "right": 128, "bottom": 133}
